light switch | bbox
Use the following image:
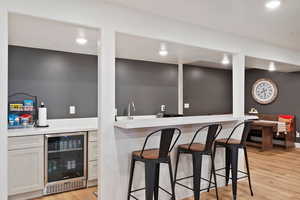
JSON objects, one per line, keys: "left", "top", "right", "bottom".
{"left": 69, "top": 105, "right": 76, "bottom": 115}
{"left": 184, "top": 103, "right": 190, "bottom": 109}
{"left": 161, "top": 105, "right": 166, "bottom": 112}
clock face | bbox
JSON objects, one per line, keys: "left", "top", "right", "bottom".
{"left": 252, "top": 79, "right": 278, "bottom": 104}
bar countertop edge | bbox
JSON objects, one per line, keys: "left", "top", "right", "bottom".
{"left": 114, "top": 114, "right": 258, "bottom": 129}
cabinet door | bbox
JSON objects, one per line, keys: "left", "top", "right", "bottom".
{"left": 88, "top": 161, "right": 97, "bottom": 181}
{"left": 88, "top": 131, "right": 97, "bottom": 142}
{"left": 88, "top": 141, "right": 97, "bottom": 161}
{"left": 8, "top": 147, "right": 44, "bottom": 195}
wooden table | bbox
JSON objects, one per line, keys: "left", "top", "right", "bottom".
{"left": 247, "top": 120, "right": 278, "bottom": 151}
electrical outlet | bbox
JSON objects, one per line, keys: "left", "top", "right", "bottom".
{"left": 296, "top": 131, "right": 300, "bottom": 138}
{"left": 161, "top": 105, "right": 166, "bottom": 112}
{"left": 69, "top": 105, "right": 76, "bottom": 115}
{"left": 184, "top": 103, "right": 190, "bottom": 109}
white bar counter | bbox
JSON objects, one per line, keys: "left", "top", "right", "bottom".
{"left": 113, "top": 114, "right": 257, "bottom": 199}
{"left": 115, "top": 114, "right": 256, "bottom": 129}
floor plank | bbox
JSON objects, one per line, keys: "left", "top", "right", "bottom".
{"left": 35, "top": 147, "right": 300, "bottom": 200}
{"left": 34, "top": 187, "right": 97, "bottom": 200}
{"left": 182, "top": 147, "right": 300, "bottom": 200}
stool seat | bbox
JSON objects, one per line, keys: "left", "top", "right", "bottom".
{"left": 215, "top": 138, "right": 241, "bottom": 145}
{"left": 178, "top": 143, "right": 205, "bottom": 152}
{"left": 132, "top": 148, "right": 171, "bottom": 160}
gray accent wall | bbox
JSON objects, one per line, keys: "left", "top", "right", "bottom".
{"left": 183, "top": 65, "right": 232, "bottom": 116}
{"left": 9, "top": 47, "right": 178, "bottom": 118}
{"left": 9, "top": 46, "right": 235, "bottom": 120}
{"left": 245, "top": 69, "right": 300, "bottom": 142}
{"left": 116, "top": 59, "right": 178, "bottom": 116}
{"left": 8, "top": 46, "right": 98, "bottom": 119}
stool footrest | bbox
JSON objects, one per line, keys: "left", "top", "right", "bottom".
{"left": 129, "top": 185, "right": 173, "bottom": 200}
{"left": 175, "top": 181, "right": 217, "bottom": 192}
{"left": 176, "top": 175, "right": 216, "bottom": 185}
{"left": 129, "top": 194, "right": 139, "bottom": 200}
{"left": 216, "top": 173, "right": 249, "bottom": 180}
{"left": 130, "top": 187, "right": 146, "bottom": 193}
{"left": 215, "top": 167, "right": 249, "bottom": 175}
{"left": 215, "top": 167, "right": 249, "bottom": 180}
{"left": 158, "top": 186, "right": 173, "bottom": 196}
{"left": 175, "top": 175, "right": 217, "bottom": 192}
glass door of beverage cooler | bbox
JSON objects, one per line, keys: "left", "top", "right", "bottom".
{"left": 45, "top": 132, "right": 87, "bottom": 183}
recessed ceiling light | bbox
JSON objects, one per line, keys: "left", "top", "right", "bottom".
{"left": 159, "top": 43, "right": 168, "bottom": 57}
{"left": 265, "top": 0, "right": 281, "bottom": 10}
{"left": 269, "top": 62, "right": 276, "bottom": 71}
{"left": 159, "top": 49, "right": 168, "bottom": 57}
{"left": 76, "top": 37, "right": 88, "bottom": 45}
{"left": 221, "top": 54, "right": 230, "bottom": 65}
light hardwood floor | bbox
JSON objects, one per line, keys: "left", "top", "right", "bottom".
{"left": 183, "top": 147, "right": 300, "bottom": 200}
{"left": 34, "top": 147, "right": 300, "bottom": 200}
{"left": 34, "top": 187, "right": 97, "bottom": 200}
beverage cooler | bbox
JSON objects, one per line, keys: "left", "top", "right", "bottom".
{"left": 44, "top": 132, "right": 87, "bottom": 195}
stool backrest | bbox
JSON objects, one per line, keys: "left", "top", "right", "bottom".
{"left": 225, "top": 120, "right": 253, "bottom": 145}
{"left": 188, "top": 124, "right": 222, "bottom": 152}
{"left": 140, "top": 128, "right": 181, "bottom": 159}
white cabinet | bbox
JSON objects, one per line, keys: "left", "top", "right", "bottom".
{"left": 88, "top": 161, "right": 98, "bottom": 180}
{"left": 8, "top": 135, "right": 44, "bottom": 150}
{"left": 8, "top": 146, "right": 44, "bottom": 195}
{"left": 88, "top": 131, "right": 98, "bottom": 184}
{"left": 88, "top": 130, "right": 97, "bottom": 142}
{"left": 88, "top": 141, "right": 97, "bottom": 161}
{"left": 7, "top": 130, "right": 99, "bottom": 195}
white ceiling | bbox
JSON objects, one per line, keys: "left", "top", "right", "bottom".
{"left": 9, "top": 14, "right": 99, "bottom": 55}
{"left": 102, "top": 0, "right": 300, "bottom": 52}
{"left": 117, "top": 33, "right": 300, "bottom": 72}
{"left": 116, "top": 33, "right": 231, "bottom": 68}
{"left": 8, "top": 13, "right": 300, "bottom": 72}
{"left": 8, "top": 14, "right": 233, "bottom": 69}
{"left": 246, "top": 56, "right": 300, "bottom": 72}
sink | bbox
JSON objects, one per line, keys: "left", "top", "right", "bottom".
{"left": 116, "top": 115, "right": 157, "bottom": 121}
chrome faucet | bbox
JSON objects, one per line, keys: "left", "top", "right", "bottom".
{"left": 127, "top": 101, "right": 136, "bottom": 120}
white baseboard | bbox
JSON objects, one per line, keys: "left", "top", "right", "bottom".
{"left": 87, "top": 179, "right": 98, "bottom": 187}
{"left": 8, "top": 190, "right": 43, "bottom": 200}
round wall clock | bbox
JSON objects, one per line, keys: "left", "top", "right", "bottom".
{"left": 252, "top": 78, "right": 278, "bottom": 104}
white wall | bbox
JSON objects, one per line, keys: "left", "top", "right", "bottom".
{"left": 233, "top": 54, "right": 246, "bottom": 117}
{"left": 1, "top": 0, "right": 300, "bottom": 199}
{"left": 178, "top": 63, "right": 183, "bottom": 114}
{"left": 98, "top": 28, "right": 121, "bottom": 200}
{"left": 0, "top": 7, "right": 8, "bottom": 200}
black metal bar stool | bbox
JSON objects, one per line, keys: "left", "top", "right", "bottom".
{"left": 127, "top": 128, "right": 181, "bottom": 200}
{"left": 209, "top": 120, "right": 254, "bottom": 200}
{"left": 173, "top": 124, "right": 222, "bottom": 200}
